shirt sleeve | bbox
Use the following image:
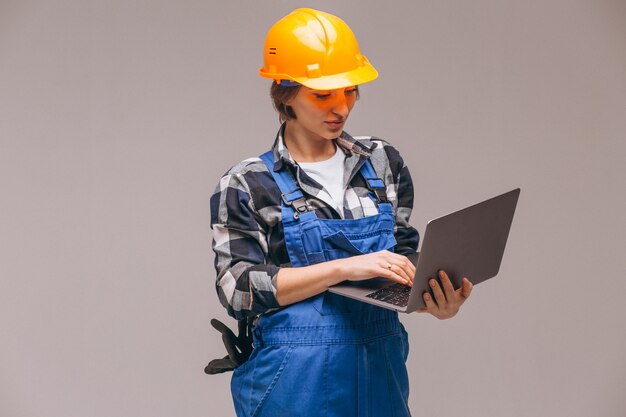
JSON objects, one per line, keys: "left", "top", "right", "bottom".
{"left": 383, "top": 143, "right": 420, "bottom": 255}
{"left": 210, "top": 170, "right": 281, "bottom": 320}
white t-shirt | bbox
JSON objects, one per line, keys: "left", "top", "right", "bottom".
{"left": 298, "top": 145, "right": 345, "bottom": 208}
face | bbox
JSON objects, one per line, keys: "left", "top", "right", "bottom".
{"left": 285, "top": 86, "right": 358, "bottom": 141}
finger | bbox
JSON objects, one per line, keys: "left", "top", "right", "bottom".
{"left": 393, "top": 263, "right": 413, "bottom": 286}
{"left": 389, "top": 254, "right": 416, "bottom": 283}
{"left": 390, "top": 264, "right": 413, "bottom": 286}
{"left": 422, "top": 291, "right": 437, "bottom": 311}
{"left": 438, "top": 270, "right": 455, "bottom": 296}
{"left": 402, "top": 256, "right": 416, "bottom": 282}
{"left": 429, "top": 278, "right": 446, "bottom": 306}
{"left": 381, "top": 258, "right": 413, "bottom": 286}
{"left": 460, "top": 277, "right": 473, "bottom": 299}
{"left": 381, "top": 263, "right": 412, "bottom": 286}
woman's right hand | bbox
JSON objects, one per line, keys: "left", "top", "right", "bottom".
{"left": 335, "top": 250, "right": 416, "bottom": 286}
{"left": 276, "top": 249, "right": 416, "bottom": 306}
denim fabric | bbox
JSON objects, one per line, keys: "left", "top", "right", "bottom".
{"left": 229, "top": 151, "right": 411, "bottom": 417}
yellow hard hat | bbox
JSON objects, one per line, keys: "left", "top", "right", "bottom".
{"left": 259, "top": 8, "right": 378, "bottom": 90}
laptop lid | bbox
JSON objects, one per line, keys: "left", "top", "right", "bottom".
{"left": 404, "top": 187, "right": 520, "bottom": 311}
{"left": 329, "top": 188, "right": 520, "bottom": 313}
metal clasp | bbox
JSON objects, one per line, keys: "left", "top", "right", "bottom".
{"left": 281, "top": 189, "right": 310, "bottom": 219}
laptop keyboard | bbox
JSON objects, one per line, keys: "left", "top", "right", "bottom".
{"left": 365, "top": 283, "right": 411, "bottom": 307}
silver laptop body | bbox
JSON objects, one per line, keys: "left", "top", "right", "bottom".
{"left": 328, "top": 188, "right": 521, "bottom": 313}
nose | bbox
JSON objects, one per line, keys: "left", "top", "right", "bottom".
{"left": 331, "top": 92, "right": 350, "bottom": 119}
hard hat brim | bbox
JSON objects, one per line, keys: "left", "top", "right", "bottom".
{"left": 260, "top": 61, "right": 378, "bottom": 90}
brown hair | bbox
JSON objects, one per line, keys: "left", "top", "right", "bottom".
{"left": 270, "top": 82, "right": 301, "bottom": 123}
{"left": 270, "top": 82, "right": 360, "bottom": 123}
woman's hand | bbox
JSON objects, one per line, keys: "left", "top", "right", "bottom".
{"left": 415, "top": 270, "right": 473, "bottom": 320}
{"left": 336, "top": 250, "right": 416, "bottom": 287}
{"left": 276, "top": 250, "right": 415, "bottom": 306}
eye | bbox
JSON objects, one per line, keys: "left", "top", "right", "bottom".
{"left": 313, "top": 93, "right": 331, "bottom": 100}
{"left": 345, "top": 88, "right": 357, "bottom": 95}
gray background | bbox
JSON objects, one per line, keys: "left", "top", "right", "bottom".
{"left": 1, "top": 0, "right": 625, "bottom": 416}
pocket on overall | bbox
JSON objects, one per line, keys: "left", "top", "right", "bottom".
{"left": 253, "top": 345, "right": 330, "bottom": 417}
{"left": 299, "top": 221, "right": 326, "bottom": 265}
{"left": 300, "top": 221, "right": 397, "bottom": 265}
{"left": 232, "top": 345, "right": 294, "bottom": 417}
{"left": 323, "top": 231, "right": 365, "bottom": 256}
{"left": 323, "top": 225, "right": 397, "bottom": 258}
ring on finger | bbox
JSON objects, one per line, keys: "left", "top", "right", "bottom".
{"left": 387, "top": 263, "right": 393, "bottom": 270}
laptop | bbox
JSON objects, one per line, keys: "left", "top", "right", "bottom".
{"left": 328, "top": 188, "right": 521, "bottom": 313}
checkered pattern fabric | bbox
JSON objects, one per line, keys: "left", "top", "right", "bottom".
{"left": 210, "top": 124, "right": 420, "bottom": 319}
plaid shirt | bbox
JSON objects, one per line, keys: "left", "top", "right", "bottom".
{"left": 210, "top": 125, "right": 420, "bottom": 320}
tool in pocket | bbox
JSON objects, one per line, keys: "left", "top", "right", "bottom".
{"left": 204, "top": 318, "right": 253, "bottom": 375}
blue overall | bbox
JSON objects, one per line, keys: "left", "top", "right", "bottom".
{"left": 230, "top": 151, "right": 411, "bottom": 417}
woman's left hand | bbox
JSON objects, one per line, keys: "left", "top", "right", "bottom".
{"left": 415, "top": 270, "right": 473, "bottom": 320}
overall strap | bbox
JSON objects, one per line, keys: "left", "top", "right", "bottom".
{"left": 359, "top": 159, "right": 389, "bottom": 205}
{"left": 259, "top": 151, "right": 311, "bottom": 218}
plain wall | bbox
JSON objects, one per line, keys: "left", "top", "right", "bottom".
{"left": 1, "top": 1, "right": 625, "bottom": 416}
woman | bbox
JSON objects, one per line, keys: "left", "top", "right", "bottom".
{"left": 210, "top": 8, "right": 473, "bottom": 417}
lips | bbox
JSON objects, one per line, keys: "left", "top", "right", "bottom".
{"left": 325, "top": 120, "right": 344, "bottom": 130}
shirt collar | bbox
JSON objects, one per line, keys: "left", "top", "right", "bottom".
{"left": 269, "top": 122, "right": 375, "bottom": 172}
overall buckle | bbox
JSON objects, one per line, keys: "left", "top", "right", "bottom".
{"left": 281, "top": 189, "right": 310, "bottom": 219}
{"left": 365, "top": 178, "right": 388, "bottom": 204}
{"left": 371, "top": 188, "right": 388, "bottom": 203}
